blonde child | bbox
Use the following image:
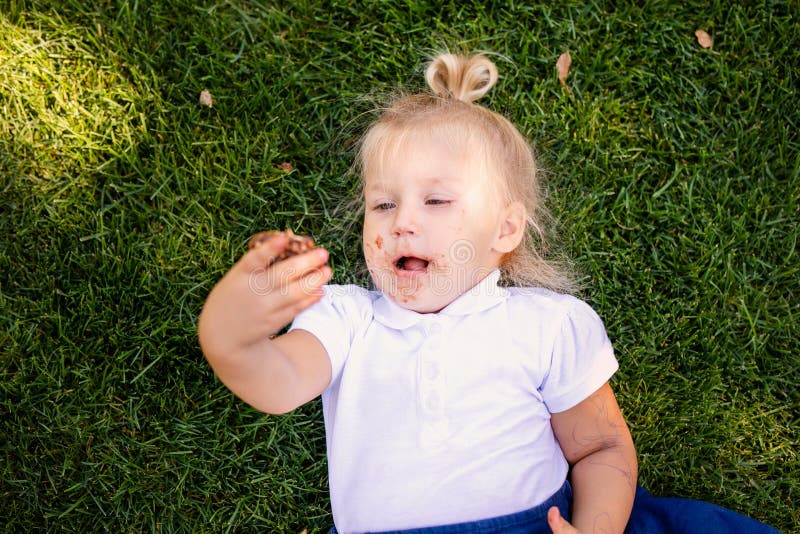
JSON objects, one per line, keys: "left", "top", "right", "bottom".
{"left": 198, "top": 53, "right": 776, "bottom": 534}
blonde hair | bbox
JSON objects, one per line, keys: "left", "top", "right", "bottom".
{"left": 356, "top": 53, "right": 576, "bottom": 292}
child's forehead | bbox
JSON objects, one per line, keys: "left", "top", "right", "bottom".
{"left": 364, "top": 127, "right": 486, "bottom": 176}
{"left": 364, "top": 141, "right": 477, "bottom": 190}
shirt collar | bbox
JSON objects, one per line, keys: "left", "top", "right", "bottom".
{"left": 373, "top": 269, "right": 508, "bottom": 330}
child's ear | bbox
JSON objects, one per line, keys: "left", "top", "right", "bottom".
{"left": 494, "top": 201, "right": 526, "bottom": 253}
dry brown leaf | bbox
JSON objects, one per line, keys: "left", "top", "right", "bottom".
{"left": 695, "top": 29, "right": 713, "bottom": 49}
{"left": 199, "top": 89, "right": 214, "bottom": 108}
{"left": 556, "top": 51, "right": 572, "bottom": 87}
{"left": 278, "top": 161, "right": 294, "bottom": 172}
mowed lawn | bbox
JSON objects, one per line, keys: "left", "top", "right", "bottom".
{"left": 1, "top": 1, "right": 798, "bottom": 532}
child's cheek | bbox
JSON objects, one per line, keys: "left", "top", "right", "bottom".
{"left": 363, "top": 231, "right": 386, "bottom": 258}
{"left": 362, "top": 239, "right": 381, "bottom": 272}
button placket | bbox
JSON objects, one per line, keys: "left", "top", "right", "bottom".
{"left": 417, "top": 318, "right": 449, "bottom": 445}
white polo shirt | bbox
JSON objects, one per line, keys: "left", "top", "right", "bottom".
{"left": 290, "top": 270, "right": 618, "bottom": 533}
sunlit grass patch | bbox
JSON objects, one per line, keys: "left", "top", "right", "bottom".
{"left": 0, "top": 15, "right": 143, "bottom": 185}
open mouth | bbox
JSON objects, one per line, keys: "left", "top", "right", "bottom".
{"left": 395, "top": 256, "right": 430, "bottom": 273}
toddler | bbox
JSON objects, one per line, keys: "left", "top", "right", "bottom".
{"left": 198, "top": 53, "right": 777, "bottom": 534}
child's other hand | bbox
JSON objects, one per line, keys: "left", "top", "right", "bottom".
{"left": 198, "top": 232, "right": 332, "bottom": 359}
{"left": 548, "top": 507, "right": 580, "bottom": 534}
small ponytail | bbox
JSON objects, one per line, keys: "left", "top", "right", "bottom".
{"left": 425, "top": 53, "right": 498, "bottom": 103}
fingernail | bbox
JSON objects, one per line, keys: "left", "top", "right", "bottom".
{"left": 317, "top": 248, "right": 328, "bottom": 261}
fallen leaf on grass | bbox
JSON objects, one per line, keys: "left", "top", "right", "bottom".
{"left": 199, "top": 89, "right": 214, "bottom": 108}
{"left": 556, "top": 51, "right": 572, "bottom": 87}
{"left": 695, "top": 29, "right": 713, "bottom": 48}
{"left": 278, "top": 161, "right": 294, "bottom": 172}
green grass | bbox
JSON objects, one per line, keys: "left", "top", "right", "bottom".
{"left": 1, "top": 0, "right": 798, "bottom": 531}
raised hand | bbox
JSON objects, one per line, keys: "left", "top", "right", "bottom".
{"left": 198, "top": 232, "right": 331, "bottom": 360}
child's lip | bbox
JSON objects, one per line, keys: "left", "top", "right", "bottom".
{"left": 392, "top": 254, "right": 431, "bottom": 277}
{"left": 395, "top": 267, "right": 427, "bottom": 278}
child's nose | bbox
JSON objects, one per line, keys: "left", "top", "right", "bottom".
{"left": 391, "top": 204, "right": 418, "bottom": 236}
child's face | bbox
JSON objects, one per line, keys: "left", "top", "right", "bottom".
{"left": 362, "top": 134, "right": 509, "bottom": 313}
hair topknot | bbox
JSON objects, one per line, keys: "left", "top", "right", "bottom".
{"left": 425, "top": 53, "right": 498, "bottom": 103}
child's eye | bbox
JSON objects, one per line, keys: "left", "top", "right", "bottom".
{"left": 373, "top": 202, "right": 395, "bottom": 211}
{"left": 425, "top": 198, "right": 451, "bottom": 206}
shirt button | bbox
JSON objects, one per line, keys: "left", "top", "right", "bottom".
{"left": 430, "top": 419, "right": 448, "bottom": 433}
{"left": 426, "top": 393, "right": 440, "bottom": 411}
{"left": 428, "top": 323, "right": 443, "bottom": 350}
{"left": 424, "top": 362, "right": 439, "bottom": 380}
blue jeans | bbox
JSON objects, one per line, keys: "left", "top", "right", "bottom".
{"left": 625, "top": 485, "right": 780, "bottom": 534}
{"left": 330, "top": 482, "right": 780, "bottom": 534}
{"left": 330, "top": 481, "right": 571, "bottom": 534}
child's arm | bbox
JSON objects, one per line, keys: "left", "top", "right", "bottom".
{"left": 197, "top": 234, "right": 333, "bottom": 414}
{"left": 549, "top": 382, "right": 638, "bottom": 534}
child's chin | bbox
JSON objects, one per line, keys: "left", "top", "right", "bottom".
{"left": 388, "top": 291, "right": 450, "bottom": 314}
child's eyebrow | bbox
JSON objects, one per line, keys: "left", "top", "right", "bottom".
{"left": 364, "top": 182, "right": 391, "bottom": 196}
{"left": 364, "top": 175, "right": 461, "bottom": 191}
{"left": 364, "top": 175, "right": 462, "bottom": 196}
{"left": 427, "top": 176, "right": 456, "bottom": 185}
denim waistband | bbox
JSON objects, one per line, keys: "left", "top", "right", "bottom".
{"left": 331, "top": 480, "right": 572, "bottom": 534}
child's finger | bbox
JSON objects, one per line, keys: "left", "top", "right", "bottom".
{"left": 264, "top": 283, "right": 328, "bottom": 331}
{"left": 240, "top": 233, "right": 290, "bottom": 271}
{"left": 272, "top": 248, "right": 330, "bottom": 283}
{"left": 289, "top": 265, "right": 333, "bottom": 300}
{"left": 247, "top": 261, "right": 331, "bottom": 309}
{"left": 547, "top": 507, "right": 579, "bottom": 534}
{"left": 264, "top": 265, "right": 331, "bottom": 306}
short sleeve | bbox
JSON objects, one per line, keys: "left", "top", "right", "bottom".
{"left": 288, "top": 285, "right": 373, "bottom": 384}
{"left": 539, "top": 299, "right": 618, "bottom": 413}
